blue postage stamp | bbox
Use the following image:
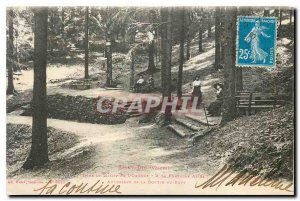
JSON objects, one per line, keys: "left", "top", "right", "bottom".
{"left": 236, "top": 16, "right": 277, "bottom": 68}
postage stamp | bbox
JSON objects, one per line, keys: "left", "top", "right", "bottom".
{"left": 236, "top": 16, "right": 277, "bottom": 68}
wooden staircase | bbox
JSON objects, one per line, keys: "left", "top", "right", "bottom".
{"left": 167, "top": 113, "right": 221, "bottom": 145}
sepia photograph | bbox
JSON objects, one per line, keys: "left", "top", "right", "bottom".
{"left": 5, "top": 4, "right": 295, "bottom": 195}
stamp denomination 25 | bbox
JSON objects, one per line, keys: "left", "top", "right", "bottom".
{"left": 236, "top": 16, "right": 277, "bottom": 68}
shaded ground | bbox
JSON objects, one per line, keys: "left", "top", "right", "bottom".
{"left": 7, "top": 103, "right": 294, "bottom": 182}
{"left": 6, "top": 123, "right": 95, "bottom": 179}
{"left": 207, "top": 105, "right": 294, "bottom": 181}
{"left": 6, "top": 20, "right": 294, "bottom": 183}
{"left": 7, "top": 115, "right": 217, "bottom": 179}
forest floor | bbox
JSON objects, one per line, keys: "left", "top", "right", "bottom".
{"left": 7, "top": 104, "right": 294, "bottom": 181}
{"left": 7, "top": 115, "right": 217, "bottom": 179}
{"left": 7, "top": 32, "right": 223, "bottom": 179}
{"left": 6, "top": 24, "right": 294, "bottom": 183}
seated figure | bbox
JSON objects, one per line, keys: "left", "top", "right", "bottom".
{"left": 207, "top": 83, "right": 224, "bottom": 116}
{"left": 135, "top": 75, "right": 145, "bottom": 92}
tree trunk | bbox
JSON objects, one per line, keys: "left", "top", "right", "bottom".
{"left": 263, "top": 9, "right": 269, "bottom": 17}
{"left": 198, "top": 21, "right": 203, "bottom": 53}
{"left": 160, "top": 7, "right": 172, "bottom": 122}
{"left": 235, "top": 68, "right": 243, "bottom": 91}
{"left": 274, "top": 9, "right": 279, "bottom": 17}
{"left": 221, "top": 7, "right": 237, "bottom": 124}
{"left": 279, "top": 9, "right": 283, "bottom": 33}
{"left": 15, "top": 28, "right": 20, "bottom": 71}
{"left": 23, "top": 7, "right": 49, "bottom": 169}
{"left": 106, "top": 31, "right": 113, "bottom": 86}
{"left": 220, "top": 8, "right": 226, "bottom": 68}
{"left": 49, "top": 8, "right": 54, "bottom": 55}
{"left": 61, "top": 7, "right": 65, "bottom": 51}
{"left": 130, "top": 50, "right": 135, "bottom": 90}
{"left": 214, "top": 7, "right": 221, "bottom": 71}
{"left": 207, "top": 16, "right": 212, "bottom": 38}
{"left": 235, "top": 7, "right": 252, "bottom": 91}
{"left": 147, "top": 11, "right": 157, "bottom": 73}
{"left": 147, "top": 39, "right": 156, "bottom": 73}
{"left": 155, "top": 38, "right": 159, "bottom": 66}
{"left": 186, "top": 10, "right": 191, "bottom": 61}
{"left": 84, "top": 7, "right": 89, "bottom": 79}
{"left": 7, "top": 8, "right": 15, "bottom": 94}
{"left": 177, "top": 8, "right": 185, "bottom": 97}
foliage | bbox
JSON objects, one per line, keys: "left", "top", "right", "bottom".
{"left": 206, "top": 105, "right": 294, "bottom": 181}
{"left": 7, "top": 124, "right": 80, "bottom": 175}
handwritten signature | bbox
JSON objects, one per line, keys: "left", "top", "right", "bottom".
{"left": 195, "top": 165, "right": 293, "bottom": 193}
{"left": 34, "top": 180, "right": 122, "bottom": 195}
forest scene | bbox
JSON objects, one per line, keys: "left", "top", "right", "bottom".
{"left": 6, "top": 6, "right": 295, "bottom": 195}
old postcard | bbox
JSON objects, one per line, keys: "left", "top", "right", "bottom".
{"left": 6, "top": 6, "right": 295, "bottom": 195}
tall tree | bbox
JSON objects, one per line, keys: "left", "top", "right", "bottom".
{"left": 147, "top": 33, "right": 156, "bottom": 73}
{"left": 61, "top": 7, "right": 65, "bottom": 52}
{"left": 160, "top": 7, "right": 172, "bottom": 122}
{"left": 279, "top": 9, "right": 283, "bottom": 33}
{"left": 220, "top": 8, "right": 226, "bottom": 68}
{"left": 130, "top": 50, "right": 135, "bottom": 90}
{"left": 207, "top": 13, "right": 212, "bottom": 38}
{"left": 221, "top": 7, "right": 237, "bottom": 124}
{"left": 235, "top": 7, "right": 252, "bottom": 91}
{"left": 177, "top": 8, "right": 185, "bottom": 97}
{"left": 186, "top": 10, "right": 191, "bottom": 61}
{"left": 274, "top": 9, "right": 279, "bottom": 17}
{"left": 105, "top": 30, "right": 113, "bottom": 85}
{"left": 198, "top": 18, "right": 204, "bottom": 53}
{"left": 48, "top": 8, "right": 55, "bottom": 55}
{"left": 147, "top": 10, "right": 157, "bottom": 73}
{"left": 23, "top": 7, "right": 49, "bottom": 169}
{"left": 214, "top": 7, "right": 221, "bottom": 70}
{"left": 7, "top": 8, "right": 15, "bottom": 94}
{"left": 263, "top": 9, "right": 269, "bottom": 17}
{"left": 84, "top": 7, "right": 89, "bottom": 79}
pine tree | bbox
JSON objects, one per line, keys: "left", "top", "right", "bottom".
{"left": 177, "top": 8, "right": 185, "bottom": 97}
{"left": 84, "top": 7, "right": 89, "bottom": 79}
{"left": 186, "top": 10, "right": 191, "bottom": 61}
{"left": 160, "top": 7, "right": 173, "bottom": 122}
{"left": 23, "top": 7, "right": 49, "bottom": 169}
{"left": 221, "top": 7, "right": 237, "bottom": 124}
{"left": 198, "top": 18, "right": 204, "bottom": 53}
{"left": 7, "top": 8, "right": 15, "bottom": 94}
{"left": 147, "top": 10, "right": 157, "bottom": 73}
{"left": 214, "top": 7, "right": 221, "bottom": 70}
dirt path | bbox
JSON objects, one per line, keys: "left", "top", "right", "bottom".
{"left": 7, "top": 115, "right": 216, "bottom": 178}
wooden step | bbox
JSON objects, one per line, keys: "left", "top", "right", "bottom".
{"left": 174, "top": 118, "right": 202, "bottom": 132}
{"left": 167, "top": 124, "right": 194, "bottom": 137}
{"left": 129, "top": 113, "right": 143, "bottom": 117}
{"left": 185, "top": 114, "right": 220, "bottom": 126}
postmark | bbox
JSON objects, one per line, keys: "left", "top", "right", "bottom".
{"left": 236, "top": 16, "right": 277, "bottom": 68}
